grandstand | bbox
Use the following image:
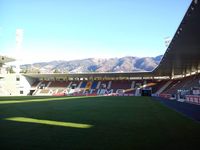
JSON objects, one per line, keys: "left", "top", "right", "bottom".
{"left": 0, "top": 0, "right": 200, "bottom": 105}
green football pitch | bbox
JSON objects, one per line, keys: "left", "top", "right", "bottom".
{"left": 0, "top": 96, "right": 200, "bottom": 150}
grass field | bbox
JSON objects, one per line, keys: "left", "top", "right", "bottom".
{"left": 0, "top": 96, "right": 200, "bottom": 150}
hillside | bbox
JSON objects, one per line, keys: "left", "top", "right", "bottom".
{"left": 21, "top": 55, "right": 163, "bottom": 73}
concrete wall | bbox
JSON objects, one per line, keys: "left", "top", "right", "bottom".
{"left": 0, "top": 74, "right": 34, "bottom": 96}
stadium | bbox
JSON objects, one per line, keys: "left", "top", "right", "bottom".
{"left": 0, "top": 0, "right": 200, "bottom": 149}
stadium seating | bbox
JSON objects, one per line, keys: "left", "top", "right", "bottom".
{"left": 49, "top": 81, "right": 69, "bottom": 87}
{"left": 30, "top": 73, "right": 200, "bottom": 103}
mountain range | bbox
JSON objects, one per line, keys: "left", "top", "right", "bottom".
{"left": 21, "top": 55, "right": 163, "bottom": 73}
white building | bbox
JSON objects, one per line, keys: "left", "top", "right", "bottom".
{"left": 0, "top": 55, "right": 34, "bottom": 96}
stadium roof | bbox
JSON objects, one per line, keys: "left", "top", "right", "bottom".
{"left": 24, "top": 0, "right": 200, "bottom": 79}
{"left": 0, "top": 55, "right": 15, "bottom": 64}
{"left": 153, "top": 0, "right": 200, "bottom": 76}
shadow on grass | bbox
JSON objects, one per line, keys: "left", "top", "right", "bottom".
{"left": 0, "top": 96, "right": 200, "bottom": 150}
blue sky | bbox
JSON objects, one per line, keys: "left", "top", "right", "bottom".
{"left": 0, "top": 0, "right": 191, "bottom": 63}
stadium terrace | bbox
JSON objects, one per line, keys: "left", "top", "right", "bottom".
{"left": 0, "top": 0, "right": 200, "bottom": 104}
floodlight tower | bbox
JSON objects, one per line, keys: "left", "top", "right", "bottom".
{"left": 16, "top": 29, "right": 24, "bottom": 74}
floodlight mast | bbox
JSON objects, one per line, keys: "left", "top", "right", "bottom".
{"left": 16, "top": 29, "right": 24, "bottom": 74}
